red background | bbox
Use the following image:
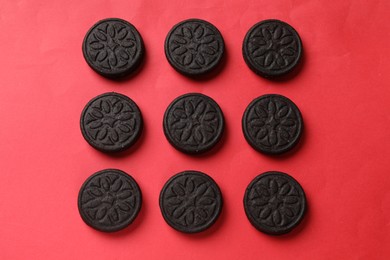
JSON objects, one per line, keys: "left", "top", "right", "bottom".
{"left": 1, "top": 0, "right": 390, "bottom": 259}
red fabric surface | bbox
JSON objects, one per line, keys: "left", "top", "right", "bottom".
{"left": 1, "top": 0, "right": 390, "bottom": 259}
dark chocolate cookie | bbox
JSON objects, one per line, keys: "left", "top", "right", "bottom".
{"left": 165, "top": 19, "right": 225, "bottom": 77}
{"left": 244, "top": 171, "right": 306, "bottom": 235}
{"left": 78, "top": 169, "right": 142, "bottom": 232}
{"left": 243, "top": 19, "right": 302, "bottom": 78}
{"left": 163, "top": 93, "right": 224, "bottom": 154}
{"left": 159, "top": 171, "right": 222, "bottom": 233}
{"left": 242, "top": 94, "right": 303, "bottom": 155}
{"left": 82, "top": 18, "right": 144, "bottom": 79}
{"left": 80, "top": 92, "right": 143, "bottom": 153}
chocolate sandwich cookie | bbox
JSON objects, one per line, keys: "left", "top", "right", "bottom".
{"left": 159, "top": 171, "right": 222, "bottom": 233}
{"left": 242, "top": 94, "right": 303, "bottom": 155}
{"left": 82, "top": 18, "right": 144, "bottom": 79}
{"left": 163, "top": 93, "right": 224, "bottom": 154}
{"left": 243, "top": 19, "right": 302, "bottom": 78}
{"left": 78, "top": 169, "right": 142, "bottom": 232}
{"left": 165, "top": 19, "right": 225, "bottom": 77}
{"left": 244, "top": 171, "right": 306, "bottom": 235}
{"left": 80, "top": 92, "right": 143, "bottom": 153}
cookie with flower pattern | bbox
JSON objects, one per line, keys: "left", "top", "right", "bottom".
{"left": 82, "top": 18, "right": 144, "bottom": 78}
{"left": 78, "top": 169, "right": 142, "bottom": 232}
{"left": 159, "top": 171, "right": 222, "bottom": 233}
{"left": 244, "top": 171, "right": 306, "bottom": 235}
{"left": 242, "top": 94, "right": 303, "bottom": 155}
{"left": 80, "top": 92, "right": 143, "bottom": 153}
{"left": 243, "top": 19, "right": 302, "bottom": 78}
{"left": 165, "top": 19, "right": 225, "bottom": 76}
{"left": 163, "top": 93, "right": 224, "bottom": 154}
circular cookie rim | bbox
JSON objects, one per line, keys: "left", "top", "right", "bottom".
{"left": 77, "top": 168, "right": 142, "bottom": 232}
{"left": 164, "top": 18, "right": 225, "bottom": 77}
{"left": 242, "top": 19, "right": 302, "bottom": 78}
{"left": 80, "top": 92, "right": 143, "bottom": 153}
{"left": 82, "top": 18, "right": 145, "bottom": 79}
{"left": 242, "top": 94, "right": 303, "bottom": 155}
{"left": 243, "top": 171, "right": 307, "bottom": 235}
{"left": 163, "top": 93, "right": 225, "bottom": 154}
{"left": 159, "top": 170, "right": 223, "bottom": 233}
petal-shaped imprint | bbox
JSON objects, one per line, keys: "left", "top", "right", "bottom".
{"left": 90, "top": 42, "right": 104, "bottom": 50}
{"left": 185, "top": 101, "right": 194, "bottom": 115}
{"left": 198, "top": 197, "right": 214, "bottom": 206}
{"left": 273, "top": 27, "right": 282, "bottom": 40}
{"left": 186, "top": 179, "right": 195, "bottom": 193}
{"left": 181, "top": 127, "right": 192, "bottom": 142}
{"left": 117, "top": 189, "right": 132, "bottom": 200}
{"left": 183, "top": 27, "right": 193, "bottom": 39}
{"left": 253, "top": 47, "right": 267, "bottom": 57}
{"left": 194, "top": 26, "right": 204, "bottom": 39}
{"left": 95, "top": 31, "right": 107, "bottom": 41}
{"left": 173, "top": 206, "right": 186, "bottom": 219}
{"left": 96, "top": 207, "right": 107, "bottom": 220}
{"left": 259, "top": 207, "right": 272, "bottom": 219}
{"left": 173, "top": 109, "right": 187, "bottom": 119}
{"left": 203, "top": 112, "right": 216, "bottom": 121}
{"left": 117, "top": 27, "right": 128, "bottom": 40}
{"left": 264, "top": 52, "right": 274, "bottom": 67}
{"left": 273, "top": 210, "right": 282, "bottom": 225}
{"left": 251, "top": 119, "right": 265, "bottom": 127}
{"left": 102, "top": 100, "right": 111, "bottom": 113}
{"left": 183, "top": 53, "right": 193, "bottom": 66}
{"left": 97, "top": 127, "right": 108, "bottom": 140}
{"left": 107, "top": 24, "right": 116, "bottom": 38}
{"left": 186, "top": 210, "right": 195, "bottom": 225}
{"left": 284, "top": 196, "right": 299, "bottom": 204}
{"left": 97, "top": 50, "right": 108, "bottom": 62}
{"left": 83, "top": 198, "right": 102, "bottom": 209}
{"left": 91, "top": 108, "right": 104, "bottom": 119}
{"left": 173, "top": 121, "right": 187, "bottom": 130}
{"left": 110, "top": 129, "right": 119, "bottom": 142}
{"left": 121, "top": 39, "right": 135, "bottom": 48}
{"left": 194, "top": 128, "right": 203, "bottom": 143}
{"left": 118, "top": 124, "right": 131, "bottom": 133}
{"left": 280, "top": 36, "right": 293, "bottom": 45}
{"left": 277, "top": 106, "right": 289, "bottom": 118}
{"left": 172, "top": 184, "right": 186, "bottom": 197}
{"left": 174, "top": 46, "right": 187, "bottom": 55}
{"left": 262, "top": 28, "right": 272, "bottom": 40}
{"left": 269, "top": 179, "right": 279, "bottom": 195}
{"left": 110, "top": 178, "right": 122, "bottom": 192}
{"left": 279, "top": 183, "right": 291, "bottom": 196}
{"left": 268, "top": 130, "right": 278, "bottom": 146}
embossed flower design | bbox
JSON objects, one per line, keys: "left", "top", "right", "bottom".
{"left": 248, "top": 179, "right": 300, "bottom": 227}
{"left": 170, "top": 100, "right": 217, "bottom": 145}
{"left": 86, "top": 98, "right": 136, "bottom": 145}
{"left": 166, "top": 177, "right": 217, "bottom": 227}
{"left": 170, "top": 24, "right": 220, "bottom": 68}
{"left": 88, "top": 22, "right": 137, "bottom": 69}
{"left": 82, "top": 175, "right": 135, "bottom": 223}
{"left": 250, "top": 99, "right": 296, "bottom": 146}
{"left": 250, "top": 25, "right": 296, "bottom": 69}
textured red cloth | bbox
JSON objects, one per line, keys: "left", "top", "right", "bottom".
{"left": 1, "top": 0, "right": 389, "bottom": 259}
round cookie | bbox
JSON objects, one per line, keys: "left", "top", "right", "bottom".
{"left": 243, "top": 19, "right": 302, "bottom": 78}
{"left": 163, "top": 93, "right": 224, "bottom": 154}
{"left": 80, "top": 92, "right": 143, "bottom": 153}
{"left": 244, "top": 171, "right": 306, "bottom": 235}
{"left": 165, "top": 19, "right": 225, "bottom": 77}
{"left": 242, "top": 94, "right": 303, "bottom": 155}
{"left": 159, "top": 171, "right": 222, "bottom": 233}
{"left": 78, "top": 169, "right": 142, "bottom": 232}
{"left": 82, "top": 18, "right": 144, "bottom": 79}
